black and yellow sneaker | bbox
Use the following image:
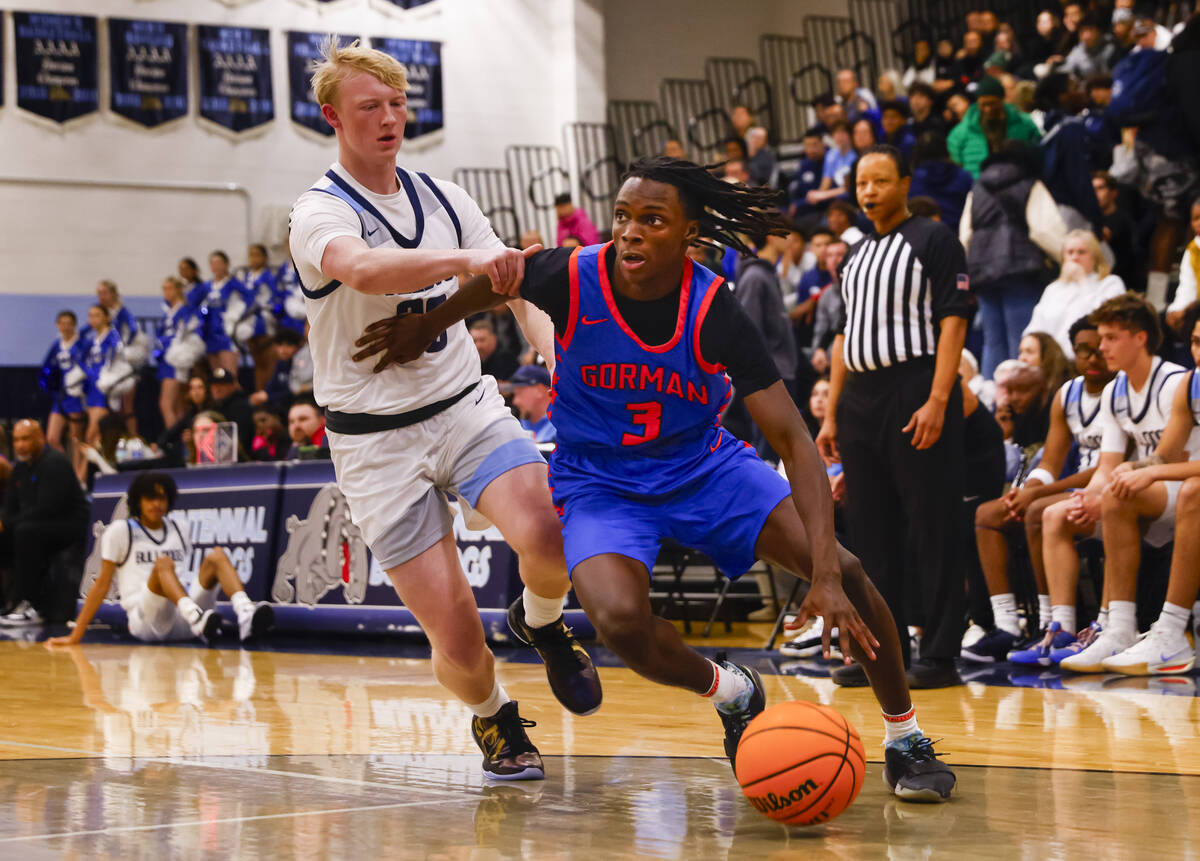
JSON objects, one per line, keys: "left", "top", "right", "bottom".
{"left": 507, "top": 596, "right": 603, "bottom": 716}
{"left": 471, "top": 701, "right": 545, "bottom": 781}
{"left": 883, "top": 734, "right": 956, "bottom": 802}
{"left": 714, "top": 660, "right": 766, "bottom": 773}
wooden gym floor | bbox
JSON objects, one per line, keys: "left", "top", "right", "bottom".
{"left": 1, "top": 624, "right": 1198, "bottom": 859}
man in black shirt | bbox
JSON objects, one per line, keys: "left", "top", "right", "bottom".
{"left": 469, "top": 317, "right": 519, "bottom": 382}
{"left": 0, "top": 420, "right": 89, "bottom": 625}
{"left": 819, "top": 146, "right": 971, "bottom": 689}
{"left": 209, "top": 368, "right": 255, "bottom": 455}
{"left": 1093, "top": 171, "right": 1145, "bottom": 293}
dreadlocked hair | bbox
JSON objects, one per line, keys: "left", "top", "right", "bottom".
{"left": 622, "top": 156, "right": 792, "bottom": 256}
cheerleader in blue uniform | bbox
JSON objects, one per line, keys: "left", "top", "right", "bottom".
{"left": 81, "top": 305, "right": 123, "bottom": 448}
{"left": 242, "top": 244, "right": 280, "bottom": 390}
{"left": 40, "top": 310, "right": 87, "bottom": 452}
{"left": 156, "top": 276, "right": 204, "bottom": 429}
{"left": 186, "top": 250, "right": 248, "bottom": 375}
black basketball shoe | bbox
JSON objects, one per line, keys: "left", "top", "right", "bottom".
{"left": 507, "top": 596, "right": 603, "bottom": 715}
{"left": 714, "top": 660, "right": 766, "bottom": 773}
{"left": 471, "top": 701, "right": 545, "bottom": 781}
{"left": 883, "top": 734, "right": 956, "bottom": 802}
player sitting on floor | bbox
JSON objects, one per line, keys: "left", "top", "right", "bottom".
{"left": 48, "top": 472, "right": 274, "bottom": 648}
{"left": 356, "top": 156, "right": 957, "bottom": 802}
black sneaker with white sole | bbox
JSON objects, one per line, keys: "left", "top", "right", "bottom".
{"left": 188, "top": 608, "right": 222, "bottom": 646}
{"left": 884, "top": 734, "right": 956, "bottom": 802}
{"left": 471, "top": 701, "right": 545, "bottom": 781}
{"left": 507, "top": 596, "right": 602, "bottom": 716}
{"left": 714, "top": 660, "right": 766, "bottom": 773}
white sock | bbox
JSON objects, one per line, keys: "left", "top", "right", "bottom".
{"left": 1157, "top": 602, "right": 1191, "bottom": 640}
{"left": 701, "top": 660, "right": 751, "bottom": 708}
{"left": 176, "top": 596, "right": 203, "bottom": 625}
{"left": 466, "top": 681, "right": 511, "bottom": 718}
{"left": 187, "top": 578, "right": 216, "bottom": 604}
{"left": 882, "top": 706, "right": 921, "bottom": 746}
{"left": 522, "top": 587, "right": 564, "bottom": 629}
{"left": 990, "top": 593, "right": 1021, "bottom": 636}
{"left": 1097, "top": 607, "right": 1109, "bottom": 628}
{"left": 231, "top": 591, "right": 254, "bottom": 617}
{"left": 1037, "top": 594, "right": 1052, "bottom": 628}
{"left": 1108, "top": 601, "right": 1137, "bottom": 638}
{"left": 1051, "top": 605, "right": 1076, "bottom": 633}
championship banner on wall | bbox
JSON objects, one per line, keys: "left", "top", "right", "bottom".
{"left": 196, "top": 25, "right": 273, "bottom": 135}
{"left": 287, "top": 31, "right": 357, "bottom": 137}
{"left": 108, "top": 18, "right": 188, "bottom": 129}
{"left": 370, "top": 37, "right": 443, "bottom": 139}
{"left": 13, "top": 12, "right": 99, "bottom": 125}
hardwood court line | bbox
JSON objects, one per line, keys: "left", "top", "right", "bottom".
{"left": 0, "top": 796, "right": 481, "bottom": 844}
{"left": 0, "top": 738, "right": 480, "bottom": 799}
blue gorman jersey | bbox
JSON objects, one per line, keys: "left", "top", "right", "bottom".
{"left": 548, "top": 242, "right": 738, "bottom": 498}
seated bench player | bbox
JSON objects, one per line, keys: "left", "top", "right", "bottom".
{"left": 47, "top": 472, "right": 274, "bottom": 648}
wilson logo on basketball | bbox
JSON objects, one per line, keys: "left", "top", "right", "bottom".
{"left": 746, "top": 779, "right": 818, "bottom": 815}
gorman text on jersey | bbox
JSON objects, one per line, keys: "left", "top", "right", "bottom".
{"left": 579, "top": 363, "right": 710, "bottom": 404}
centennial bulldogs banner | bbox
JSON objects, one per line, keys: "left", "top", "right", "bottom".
{"left": 197, "top": 25, "right": 273, "bottom": 135}
{"left": 13, "top": 12, "right": 99, "bottom": 125}
{"left": 370, "top": 37, "right": 443, "bottom": 139}
{"left": 287, "top": 31, "right": 356, "bottom": 137}
{"left": 108, "top": 18, "right": 188, "bottom": 129}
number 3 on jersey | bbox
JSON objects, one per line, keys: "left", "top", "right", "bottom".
{"left": 396, "top": 295, "right": 448, "bottom": 352}
{"left": 621, "top": 401, "right": 662, "bottom": 446}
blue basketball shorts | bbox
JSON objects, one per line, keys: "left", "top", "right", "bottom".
{"left": 550, "top": 436, "right": 792, "bottom": 579}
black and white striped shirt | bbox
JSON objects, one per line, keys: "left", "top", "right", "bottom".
{"left": 836, "top": 216, "right": 970, "bottom": 373}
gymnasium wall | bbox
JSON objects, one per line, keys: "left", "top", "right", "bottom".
{"left": 0, "top": 0, "right": 604, "bottom": 310}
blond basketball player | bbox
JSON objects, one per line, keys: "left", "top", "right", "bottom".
{"left": 287, "top": 39, "right": 601, "bottom": 781}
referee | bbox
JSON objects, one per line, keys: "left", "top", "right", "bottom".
{"left": 817, "top": 145, "right": 970, "bottom": 689}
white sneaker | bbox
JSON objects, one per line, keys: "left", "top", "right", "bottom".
{"left": 778, "top": 617, "right": 836, "bottom": 658}
{"left": 238, "top": 603, "right": 275, "bottom": 642}
{"left": 1059, "top": 627, "right": 1137, "bottom": 673}
{"left": 188, "top": 608, "right": 222, "bottom": 644}
{"left": 1101, "top": 624, "right": 1195, "bottom": 676}
{"left": 961, "top": 623, "right": 986, "bottom": 649}
{"left": 0, "top": 602, "right": 43, "bottom": 627}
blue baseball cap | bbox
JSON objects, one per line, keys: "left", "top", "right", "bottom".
{"left": 509, "top": 364, "right": 551, "bottom": 387}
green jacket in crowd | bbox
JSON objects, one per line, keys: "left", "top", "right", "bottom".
{"left": 947, "top": 102, "right": 1042, "bottom": 179}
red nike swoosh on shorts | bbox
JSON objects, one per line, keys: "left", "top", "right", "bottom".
{"left": 581, "top": 316, "right": 608, "bottom": 325}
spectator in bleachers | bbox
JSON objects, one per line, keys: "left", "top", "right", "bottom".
{"left": 156, "top": 275, "right": 203, "bottom": 431}
{"left": 809, "top": 93, "right": 837, "bottom": 140}
{"left": 943, "top": 90, "right": 972, "bottom": 126}
{"left": 746, "top": 127, "right": 774, "bottom": 187}
{"left": 663, "top": 139, "right": 687, "bottom": 160}
{"left": 1085, "top": 73, "right": 1114, "bottom": 109}
{"left": 730, "top": 104, "right": 754, "bottom": 143}
{"left": 786, "top": 130, "right": 827, "bottom": 229}
{"left": 554, "top": 192, "right": 599, "bottom": 247}
{"left": 906, "top": 83, "right": 945, "bottom": 140}
{"left": 155, "top": 373, "right": 211, "bottom": 467}
{"left": 1063, "top": 14, "right": 1117, "bottom": 80}
{"left": 1166, "top": 197, "right": 1200, "bottom": 334}
{"left": 40, "top": 310, "right": 86, "bottom": 456}
{"left": 950, "top": 29, "right": 987, "bottom": 88}
{"left": 933, "top": 38, "right": 958, "bottom": 90}
{"left": 826, "top": 200, "right": 864, "bottom": 246}
{"left": 208, "top": 368, "right": 254, "bottom": 455}
{"left": 188, "top": 251, "right": 244, "bottom": 376}
{"left": 1093, "top": 172, "right": 1144, "bottom": 293}
{"left": 907, "top": 196, "right": 942, "bottom": 220}
{"left": 289, "top": 324, "right": 314, "bottom": 394}
{"left": 1017, "top": 332, "right": 1073, "bottom": 394}
{"left": 879, "top": 101, "right": 915, "bottom": 162}
{"left": 250, "top": 328, "right": 305, "bottom": 412}
{"left": 81, "top": 305, "right": 122, "bottom": 451}
{"left": 986, "top": 27, "right": 1023, "bottom": 79}
{"left": 243, "top": 244, "right": 280, "bottom": 392}
{"left": 734, "top": 229, "right": 798, "bottom": 401}
{"left": 834, "top": 68, "right": 877, "bottom": 122}
{"left": 948, "top": 76, "right": 1041, "bottom": 179}
{"left": 808, "top": 238, "right": 848, "bottom": 376}
{"left": 960, "top": 349, "right": 994, "bottom": 411}
{"left": 960, "top": 140, "right": 1067, "bottom": 376}
{"left": 1110, "top": 4, "right": 1136, "bottom": 61}
{"left": 908, "top": 131, "right": 973, "bottom": 230}
{"left": 1061, "top": 2, "right": 1085, "bottom": 51}
{"left": 792, "top": 228, "right": 832, "bottom": 323}
{"left": 189, "top": 410, "right": 239, "bottom": 465}
{"left": 1024, "top": 230, "right": 1127, "bottom": 355}
{"left": 510, "top": 364, "right": 556, "bottom": 444}
{"left": 722, "top": 137, "right": 749, "bottom": 165}
{"left": 1023, "top": 9, "right": 1065, "bottom": 79}
{"left": 0, "top": 420, "right": 89, "bottom": 626}
{"left": 902, "top": 38, "right": 936, "bottom": 91}
{"left": 470, "top": 317, "right": 518, "bottom": 382}
{"left": 806, "top": 121, "right": 856, "bottom": 207}
{"left": 875, "top": 70, "right": 905, "bottom": 105}
{"left": 250, "top": 408, "right": 287, "bottom": 462}
{"left": 776, "top": 229, "right": 808, "bottom": 301}
{"left": 1033, "top": 74, "right": 1109, "bottom": 234}
{"left": 851, "top": 118, "right": 877, "bottom": 157}
{"left": 286, "top": 397, "right": 328, "bottom": 460}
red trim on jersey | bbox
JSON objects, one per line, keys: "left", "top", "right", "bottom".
{"left": 693, "top": 275, "right": 728, "bottom": 375}
{"left": 557, "top": 246, "right": 583, "bottom": 351}
{"left": 598, "top": 241, "right": 691, "bottom": 354}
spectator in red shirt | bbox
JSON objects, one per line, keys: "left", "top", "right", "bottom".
{"left": 286, "top": 398, "right": 328, "bottom": 459}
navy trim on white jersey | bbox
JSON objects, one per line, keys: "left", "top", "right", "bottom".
{"left": 324, "top": 167, "right": 425, "bottom": 248}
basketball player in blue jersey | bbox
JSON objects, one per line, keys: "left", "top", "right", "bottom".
{"left": 287, "top": 39, "right": 600, "bottom": 781}
{"left": 358, "top": 157, "right": 957, "bottom": 802}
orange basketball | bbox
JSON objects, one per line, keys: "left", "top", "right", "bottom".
{"left": 735, "top": 700, "right": 866, "bottom": 826}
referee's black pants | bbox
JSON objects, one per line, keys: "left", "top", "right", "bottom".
{"left": 837, "top": 360, "right": 967, "bottom": 665}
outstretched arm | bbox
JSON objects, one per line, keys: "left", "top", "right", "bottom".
{"left": 46, "top": 562, "right": 114, "bottom": 647}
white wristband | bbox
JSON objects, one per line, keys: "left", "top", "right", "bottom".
{"left": 1024, "top": 468, "right": 1055, "bottom": 488}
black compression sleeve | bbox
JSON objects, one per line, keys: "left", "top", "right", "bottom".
{"left": 518, "top": 247, "right": 575, "bottom": 335}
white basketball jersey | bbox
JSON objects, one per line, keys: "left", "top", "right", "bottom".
{"left": 289, "top": 163, "right": 503, "bottom": 415}
{"left": 1059, "top": 377, "right": 1104, "bottom": 470}
{"left": 100, "top": 517, "right": 191, "bottom": 613}
{"left": 1100, "top": 357, "right": 1188, "bottom": 459}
